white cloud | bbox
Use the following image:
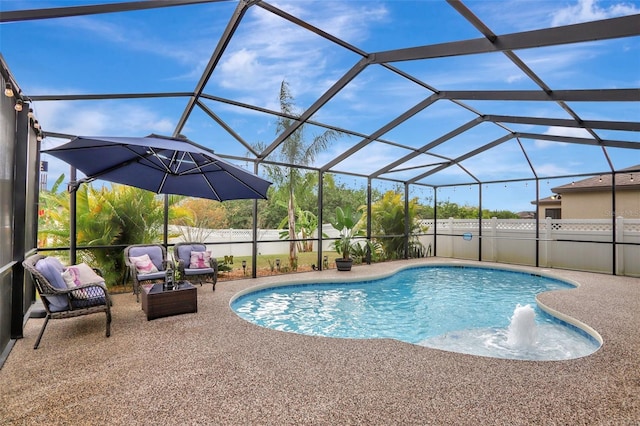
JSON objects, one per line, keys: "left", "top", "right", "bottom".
{"left": 316, "top": 139, "right": 398, "bottom": 175}
{"left": 551, "top": 0, "right": 640, "bottom": 26}
{"left": 471, "top": 0, "right": 638, "bottom": 33}
{"left": 519, "top": 47, "right": 597, "bottom": 74}
{"left": 56, "top": 16, "right": 199, "bottom": 67}
{"left": 425, "top": 43, "right": 599, "bottom": 89}
{"left": 219, "top": 49, "right": 260, "bottom": 79}
{"left": 33, "top": 97, "right": 175, "bottom": 139}
{"left": 214, "top": 2, "right": 388, "bottom": 106}
{"left": 535, "top": 126, "right": 593, "bottom": 148}
{"left": 35, "top": 101, "right": 110, "bottom": 137}
{"left": 533, "top": 163, "right": 572, "bottom": 176}
{"left": 42, "top": 11, "right": 231, "bottom": 85}
{"left": 36, "top": 99, "right": 176, "bottom": 188}
{"left": 269, "top": 1, "right": 388, "bottom": 44}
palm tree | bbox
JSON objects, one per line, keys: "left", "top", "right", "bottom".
{"left": 259, "top": 80, "right": 340, "bottom": 265}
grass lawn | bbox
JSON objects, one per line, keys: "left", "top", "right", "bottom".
{"left": 219, "top": 251, "right": 340, "bottom": 270}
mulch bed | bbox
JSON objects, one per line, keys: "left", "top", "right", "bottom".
{"left": 109, "top": 265, "right": 322, "bottom": 294}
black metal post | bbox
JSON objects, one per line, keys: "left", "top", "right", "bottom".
{"left": 404, "top": 182, "right": 409, "bottom": 259}
{"left": 317, "top": 171, "right": 324, "bottom": 270}
{"left": 366, "top": 178, "right": 372, "bottom": 264}
{"left": 611, "top": 172, "right": 617, "bottom": 275}
{"left": 535, "top": 178, "right": 540, "bottom": 267}
{"left": 432, "top": 187, "right": 438, "bottom": 256}
{"left": 477, "top": 184, "right": 482, "bottom": 262}
{"left": 251, "top": 162, "right": 259, "bottom": 278}
{"left": 10, "top": 107, "right": 29, "bottom": 339}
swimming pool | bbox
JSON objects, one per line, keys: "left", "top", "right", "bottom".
{"left": 231, "top": 265, "right": 601, "bottom": 360}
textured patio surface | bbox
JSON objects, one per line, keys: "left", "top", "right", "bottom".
{"left": 1, "top": 258, "right": 638, "bottom": 425}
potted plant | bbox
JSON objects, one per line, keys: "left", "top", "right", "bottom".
{"left": 331, "top": 206, "right": 367, "bottom": 271}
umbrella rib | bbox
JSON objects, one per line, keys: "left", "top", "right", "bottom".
{"left": 185, "top": 153, "right": 266, "bottom": 198}
{"left": 214, "top": 167, "right": 266, "bottom": 198}
{"left": 186, "top": 152, "right": 222, "bottom": 200}
{"left": 63, "top": 144, "right": 171, "bottom": 183}
{"left": 156, "top": 149, "right": 180, "bottom": 193}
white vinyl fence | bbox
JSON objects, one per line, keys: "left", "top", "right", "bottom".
{"left": 171, "top": 217, "right": 640, "bottom": 277}
{"left": 169, "top": 225, "right": 342, "bottom": 257}
{"left": 420, "top": 217, "right": 640, "bottom": 276}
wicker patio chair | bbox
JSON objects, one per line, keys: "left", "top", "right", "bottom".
{"left": 124, "top": 244, "right": 173, "bottom": 302}
{"left": 23, "top": 254, "right": 112, "bottom": 349}
{"left": 173, "top": 242, "right": 218, "bottom": 290}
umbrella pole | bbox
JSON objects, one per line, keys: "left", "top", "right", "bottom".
{"left": 251, "top": 198, "right": 258, "bottom": 278}
{"left": 70, "top": 167, "right": 77, "bottom": 265}
{"left": 163, "top": 194, "right": 169, "bottom": 249}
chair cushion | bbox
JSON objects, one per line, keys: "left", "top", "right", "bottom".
{"left": 129, "top": 254, "right": 159, "bottom": 274}
{"left": 189, "top": 251, "right": 212, "bottom": 269}
{"left": 137, "top": 271, "right": 166, "bottom": 281}
{"left": 35, "top": 257, "right": 70, "bottom": 311}
{"left": 177, "top": 244, "right": 206, "bottom": 266}
{"left": 36, "top": 257, "right": 66, "bottom": 289}
{"left": 129, "top": 246, "right": 164, "bottom": 271}
{"left": 184, "top": 267, "right": 215, "bottom": 276}
{"left": 70, "top": 296, "right": 108, "bottom": 309}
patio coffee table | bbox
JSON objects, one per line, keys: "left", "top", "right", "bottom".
{"left": 140, "top": 282, "right": 197, "bottom": 320}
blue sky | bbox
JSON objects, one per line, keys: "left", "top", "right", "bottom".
{"left": 1, "top": 0, "right": 639, "bottom": 212}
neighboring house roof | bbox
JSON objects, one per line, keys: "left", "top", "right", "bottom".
{"left": 517, "top": 211, "right": 536, "bottom": 219}
{"left": 531, "top": 166, "right": 639, "bottom": 206}
{"left": 552, "top": 165, "right": 639, "bottom": 194}
{"left": 531, "top": 195, "right": 561, "bottom": 206}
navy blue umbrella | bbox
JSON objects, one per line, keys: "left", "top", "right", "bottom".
{"left": 44, "top": 134, "right": 271, "bottom": 201}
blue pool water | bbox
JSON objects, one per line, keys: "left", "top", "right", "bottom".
{"left": 231, "top": 266, "right": 601, "bottom": 360}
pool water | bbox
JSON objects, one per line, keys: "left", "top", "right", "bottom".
{"left": 231, "top": 266, "right": 601, "bottom": 360}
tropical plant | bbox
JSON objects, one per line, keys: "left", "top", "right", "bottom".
{"left": 278, "top": 208, "right": 323, "bottom": 252}
{"left": 370, "top": 191, "right": 426, "bottom": 260}
{"left": 330, "top": 206, "right": 369, "bottom": 260}
{"left": 38, "top": 177, "right": 191, "bottom": 287}
{"left": 38, "top": 174, "right": 71, "bottom": 248}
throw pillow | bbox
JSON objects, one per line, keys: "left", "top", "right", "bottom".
{"left": 130, "top": 254, "right": 159, "bottom": 274}
{"left": 62, "top": 268, "right": 81, "bottom": 287}
{"left": 189, "top": 251, "right": 212, "bottom": 269}
{"left": 62, "top": 263, "right": 104, "bottom": 299}
{"left": 73, "top": 263, "right": 104, "bottom": 284}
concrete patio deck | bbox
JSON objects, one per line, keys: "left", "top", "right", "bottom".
{"left": 1, "top": 258, "right": 638, "bottom": 425}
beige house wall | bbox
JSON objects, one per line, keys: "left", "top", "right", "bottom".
{"left": 615, "top": 191, "right": 640, "bottom": 218}
{"left": 559, "top": 191, "right": 640, "bottom": 219}
{"left": 537, "top": 203, "right": 559, "bottom": 219}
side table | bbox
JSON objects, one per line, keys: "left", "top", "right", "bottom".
{"left": 140, "top": 282, "right": 197, "bottom": 320}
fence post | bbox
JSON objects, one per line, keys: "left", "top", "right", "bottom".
{"left": 616, "top": 216, "right": 624, "bottom": 275}
{"left": 542, "top": 217, "right": 552, "bottom": 267}
{"left": 448, "top": 217, "right": 454, "bottom": 257}
{"left": 490, "top": 217, "right": 497, "bottom": 262}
